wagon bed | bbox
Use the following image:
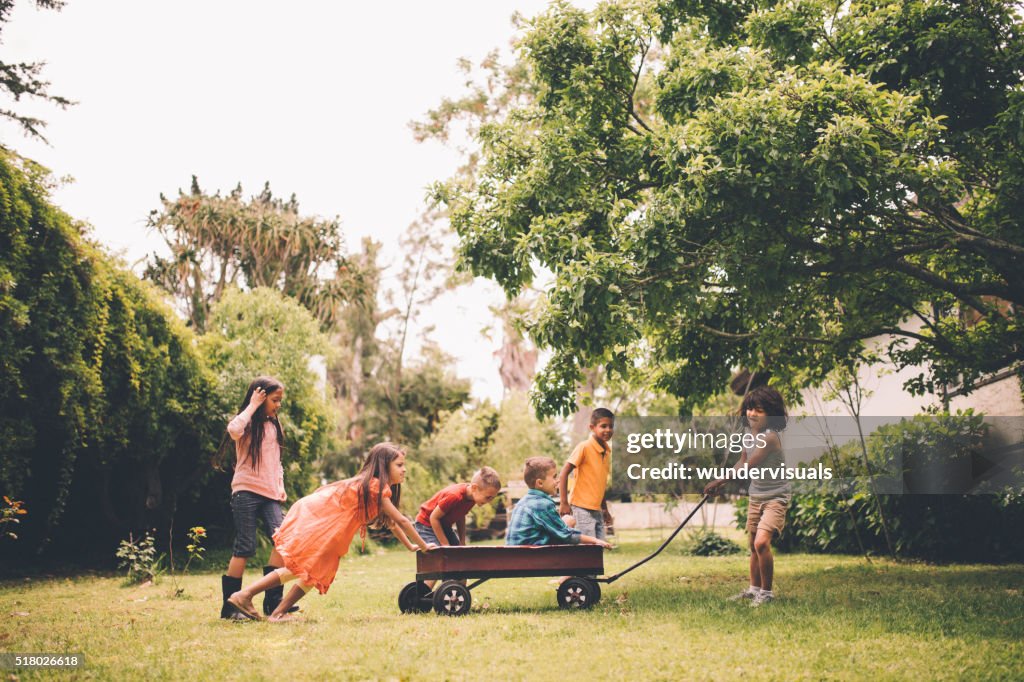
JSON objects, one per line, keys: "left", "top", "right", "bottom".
{"left": 398, "top": 496, "right": 709, "bottom": 616}
{"left": 416, "top": 544, "right": 604, "bottom": 581}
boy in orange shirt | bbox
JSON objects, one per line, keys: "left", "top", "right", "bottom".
{"left": 558, "top": 408, "right": 614, "bottom": 541}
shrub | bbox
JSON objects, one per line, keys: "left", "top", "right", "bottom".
{"left": 679, "top": 527, "right": 741, "bottom": 556}
{"left": 1, "top": 496, "right": 27, "bottom": 541}
{"left": 733, "top": 414, "right": 1024, "bottom": 561}
{"left": 200, "top": 287, "right": 339, "bottom": 503}
{"left": 0, "top": 149, "right": 222, "bottom": 559}
{"left": 116, "top": 531, "right": 161, "bottom": 584}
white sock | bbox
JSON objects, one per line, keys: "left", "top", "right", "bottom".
{"left": 749, "top": 585, "right": 762, "bottom": 595}
{"left": 761, "top": 589, "right": 773, "bottom": 597}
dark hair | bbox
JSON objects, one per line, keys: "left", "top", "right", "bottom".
{"left": 590, "top": 407, "right": 614, "bottom": 425}
{"left": 213, "top": 376, "right": 285, "bottom": 472}
{"left": 740, "top": 386, "right": 788, "bottom": 432}
{"left": 356, "top": 442, "right": 404, "bottom": 527}
{"left": 523, "top": 456, "right": 556, "bottom": 488}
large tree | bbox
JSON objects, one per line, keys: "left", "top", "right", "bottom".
{"left": 145, "top": 177, "right": 365, "bottom": 333}
{"left": 433, "top": 0, "right": 1024, "bottom": 416}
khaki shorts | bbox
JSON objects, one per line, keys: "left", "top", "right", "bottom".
{"left": 746, "top": 498, "right": 789, "bottom": 538}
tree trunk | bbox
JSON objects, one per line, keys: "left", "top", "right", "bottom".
{"left": 348, "top": 335, "right": 365, "bottom": 445}
{"left": 570, "top": 368, "right": 602, "bottom": 444}
{"left": 495, "top": 319, "right": 538, "bottom": 396}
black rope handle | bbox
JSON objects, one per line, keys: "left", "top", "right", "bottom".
{"left": 597, "top": 495, "right": 710, "bottom": 584}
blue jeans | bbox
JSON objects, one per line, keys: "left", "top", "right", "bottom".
{"left": 231, "top": 490, "right": 283, "bottom": 558}
{"left": 414, "top": 521, "right": 460, "bottom": 546}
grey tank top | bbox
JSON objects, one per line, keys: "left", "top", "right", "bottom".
{"left": 747, "top": 429, "right": 792, "bottom": 500}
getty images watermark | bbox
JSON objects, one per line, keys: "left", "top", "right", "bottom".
{"left": 613, "top": 416, "right": 1024, "bottom": 496}
{"left": 623, "top": 427, "right": 832, "bottom": 482}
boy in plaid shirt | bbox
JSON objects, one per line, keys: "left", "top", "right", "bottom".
{"left": 507, "top": 457, "right": 611, "bottom": 548}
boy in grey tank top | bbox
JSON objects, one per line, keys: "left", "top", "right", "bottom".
{"left": 704, "top": 386, "right": 790, "bottom": 606}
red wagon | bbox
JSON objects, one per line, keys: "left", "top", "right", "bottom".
{"left": 398, "top": 496, "right": 709, "bottom": 616}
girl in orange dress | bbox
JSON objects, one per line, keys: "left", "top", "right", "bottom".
{"left": 226, "top": 442, "right": 433, "bottom": 621}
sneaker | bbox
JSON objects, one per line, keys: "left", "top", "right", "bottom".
{"left": 750, "top": 592, "right": 775, "bottom": 607}
{"left": 728, "top": 588, "right": 759, "bottom": 601}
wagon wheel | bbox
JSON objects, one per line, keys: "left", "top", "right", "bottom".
{"left": 557, "top": 577, "right": 597, "bottom": 610}
{"left": 398, "top": 581, "right": 432, "bottom": 614}
{"left": 589, "top": 579, "right": 601, "bottom": 604}
{"left": 432, "top": 580, "right": 472, "bottom": 616}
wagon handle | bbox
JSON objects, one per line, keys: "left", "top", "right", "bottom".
{"left": 596, "top": 494, "right": 710, "bottom": 584}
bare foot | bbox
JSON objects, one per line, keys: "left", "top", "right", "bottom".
{"left": 227, "top": 592, "right": 261, "bottom": 620}
{"left": 267, "top": 612, "right": 299, "bottom": 623}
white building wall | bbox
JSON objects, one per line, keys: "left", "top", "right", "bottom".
{"left": 948, "top": 375, "right": 1024, "bottom": 416}
{"left": 797, "top": 321, "right": 1023, "bottom": 417}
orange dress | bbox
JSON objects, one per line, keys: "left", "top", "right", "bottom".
{"left": 272, "top": 476, "right": 390, "bottom": 594}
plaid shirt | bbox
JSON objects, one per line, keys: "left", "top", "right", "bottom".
{"left": 506, "top": 489, "right": 582, "bottom": 546}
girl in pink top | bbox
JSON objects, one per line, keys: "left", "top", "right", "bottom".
{"left": 226, "top": 442, "right": 434, "bottom": 622}
{"left": 215, "top": 376, "right": 293, "bottom": 620}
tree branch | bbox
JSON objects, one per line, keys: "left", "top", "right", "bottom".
{"left": 916, "top": 200, "right": 1024, "bottom": 258}
{"left": 624, "top": 37, "right": 654, "bottom": 134}
{"left": 698, "top": 324, "right": 831, "bottom": 345}
{"left": 889, "top": 260, "right": 1004, "bottom": 314}
{"left": 629, "top": 109, "right": 655, "bottom": 134}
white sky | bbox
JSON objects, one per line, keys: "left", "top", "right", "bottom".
{"left": 1, "top": 0, "right": 594, "bottom": 403}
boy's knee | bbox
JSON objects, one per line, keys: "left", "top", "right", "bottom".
{"left": 753, "top": 537, "right": 772, "bottom": 554}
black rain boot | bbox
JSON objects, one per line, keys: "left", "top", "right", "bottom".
{"left": 220, "top": 575, "right": 248, "bottom": 620}
{"left": 262, "top": 566, "right": 299, "bottom": 616}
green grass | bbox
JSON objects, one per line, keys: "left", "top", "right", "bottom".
{"left": 1, "top": 536, "right": 1022, "bottom": 681}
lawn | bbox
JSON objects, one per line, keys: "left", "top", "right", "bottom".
{"left": 1, "top": 534, "right": 1022, "bottom": 681}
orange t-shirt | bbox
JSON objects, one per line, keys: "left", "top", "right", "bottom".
{"left": 567, "top": 435, "right": 611, "bottom": 511}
